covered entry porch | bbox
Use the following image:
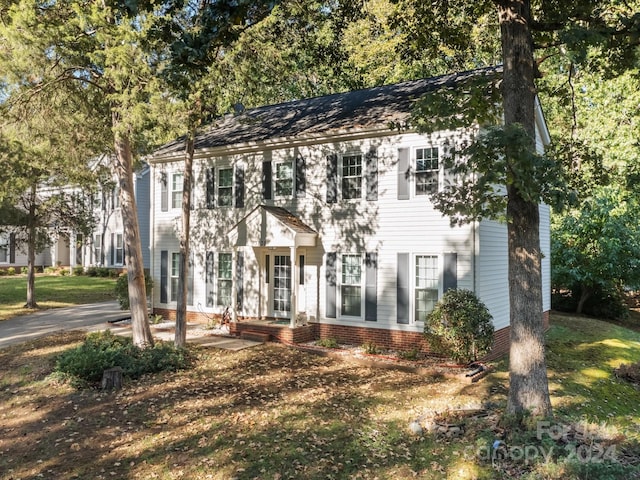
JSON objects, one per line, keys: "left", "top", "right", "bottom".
{"left": 228, "top": 205, "right": 319, "bottom": 330}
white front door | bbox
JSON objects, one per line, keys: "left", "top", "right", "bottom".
{"left": 272, "top": 254, "right": 291, "bottom": 317}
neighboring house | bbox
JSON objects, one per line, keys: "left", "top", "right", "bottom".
{"left": 148, "top": 66, "right": 551, "bottom": 356}
{"left": 71, "top": 157, "right": 151, "bottom": 271}
{"left": 0, "top": 156, "right": 151, "bottom": 272}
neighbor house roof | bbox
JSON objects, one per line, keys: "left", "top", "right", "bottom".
{"left": 152, "top": 65, "right": 501, "bottom": 159}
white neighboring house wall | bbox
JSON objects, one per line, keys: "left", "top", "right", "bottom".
{"left": 147, "top": 67, "right": 552, "bottom": 351}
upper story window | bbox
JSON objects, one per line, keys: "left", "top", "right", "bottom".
{"left": 275, "top": 161, "right": 294, "bottom": 197}
{"left": 341, "top": 154, "right": 363, "bottom": 200}
{"left": 415, "top": 147, "right": 439, "bottom": 195}
{"left": 218, "top": 168, "right": 233, "bottom": 207}
{"left": 172, "top": 173, "right": 183, "bottom": 209}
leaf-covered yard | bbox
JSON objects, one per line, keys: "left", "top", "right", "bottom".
{"left": 2, "top": 313, "right": 640, "bottom": 480}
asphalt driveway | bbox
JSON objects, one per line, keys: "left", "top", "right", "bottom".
{"left": 0, "top": 301, "right": 129, "bottom": 349}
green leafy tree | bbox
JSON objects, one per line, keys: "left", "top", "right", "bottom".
{"left": 400, "top": 0, "right": 640, "bottom": 418}
{"left": 552, "top": 185, "right": 640, "bottom": 315}
{"left": 0, "top": 0, "right": 162, "bottom": 346}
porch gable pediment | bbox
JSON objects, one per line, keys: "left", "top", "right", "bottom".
{"left": 228, "top": 205, "right": 317, "bottom": 248}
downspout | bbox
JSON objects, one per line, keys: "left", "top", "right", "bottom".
{"left": 149, "top": 163, "right": 156, "bottom": 314}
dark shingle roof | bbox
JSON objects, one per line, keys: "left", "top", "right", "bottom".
{"left": 261, "top": 205, "right": 317, "bottom": 235}
{"left": 153, "top": 65, "right": 500, "bottom": 158}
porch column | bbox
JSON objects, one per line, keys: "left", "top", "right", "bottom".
{"left": 69, "top": 232, "right": 77, "bottom": 273}
{"left": 290, "top": 245, "right": 297, "bottom": 328}
{"left": 231, "top": 247, "right": 238, "bottom": 322}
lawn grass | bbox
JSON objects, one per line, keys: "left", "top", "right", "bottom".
{"left": 0, "top": 312, "right": 639, "bottom": 479}
{"left": 0, "top": 274, "right": 117, "bottom": 321}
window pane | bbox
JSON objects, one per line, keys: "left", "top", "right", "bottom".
{"left": 218, "top": 168, "right": 233, "bottom": 207}
{"left": 415, "top": 148, "right": 439, "bottom": 195}
{"left": 341, "top": 254, "right": 362, "bottom": 316}
{"left": 172, "top": 174, "right": 183, "bottom": 208}
{"left": 275, "top": 161, "right": 293, "bottom": 197}
{"left": 217, "top": 253, "right": 232, "bottom": 306}
{"left": 415, "top": 255, "right": 438, "bottom": 321}
{"left": 341, "top": 155, "right": 362, "bottom": 200}
{"left": 0, "top": 246, "right": 7, "bottom": 263}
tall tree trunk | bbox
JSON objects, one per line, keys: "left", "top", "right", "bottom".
{"left": 576, "top": 286, "right": 591, "bottom": 314}
{"left": 112, "top": 116, "right": 154, "bottom": 348}
{"left": 25, "top": 184, "right": 37, "bottom": 309}
{"left": 175, "top": 132, "right": 194, "bottom": 347}
{"left": 496, "top": 0, "right": 552, "bottom": 418}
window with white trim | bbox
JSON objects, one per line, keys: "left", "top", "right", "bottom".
{"left": 171, "top": 173, "right": 183, "bottom": 209}
{"left": 94, "top": 235, "right": 102, "bottom": 265}
{"left": 341, "top": 154, "right": 362, "bottom": 200}
{"left": 170, "top": 252, "right": 180, "bottom": 302}
{"left": 0, "top": 236, "right": 8, "bottom": 263}
{"left": 115, "top": 233, "right": 124, "bottom": 265}
{"left": 340, "top": 254, "right": 363, "bottom": 317}
{"left": 274, "top": 161, "right": 294, "bottom": 197}
{"left": 218, "top": 167, "right": 233, "bottom": 207}
{"left": 415, "top": 147, "right": 439, "bottom": 195}
{"left": 414, "top": 254, "right": 439, "bottom": 322}
{"left": 217, "top": 252, "right": 232, "bottom": 306}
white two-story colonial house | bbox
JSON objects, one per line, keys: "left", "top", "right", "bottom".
{"left": 148, "top": 67, "right": 551, "bottom": 357}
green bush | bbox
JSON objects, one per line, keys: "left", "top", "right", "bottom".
{"left": 6, "top": 267, "right": 15, "bottom": 275}
{"left": 54, "top": 330, "right": 192, "bottom": 387}
{"left": 425, "top": 289, "right": 494, "bottom": 364}
{"left": 21, "top": 266, "right": 28, "bottom": 274}
{"left": 551, "top": 285, "right": 629, "bottom": 320}
{"left": 316, "top": 337, "right": 339, "bottom": 348}
{"left": 361, "top": 341, "right": 380, "bottom": 355}
{"left": 0, "top": 269, "right": 6, "bottom": 276}
{"left": 59, "top": 268, "right": 69, "bottom": 276}
{"left": 72, "top": 266, "right": 84, "bottom": 276}
{"left": 44, "top": 266, "right": 56, "bottom": 274}
{"left": 398, "top": 347, "right": 420, "bottom": 361}
{"left": 115, "top": 273, "right": 153, "bottom": 310}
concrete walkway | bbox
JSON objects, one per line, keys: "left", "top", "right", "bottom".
{"left": 0, "top": 301, "right": 261, "bottom": 351}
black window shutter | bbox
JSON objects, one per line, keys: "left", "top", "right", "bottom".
{"left": 187, "top": 253, "right": 194, "bottom": 306}
{"left": 299, "top": 255, "right": 305, "bottom": 285}
{"left": 326, "top": 252, "right": 337, "bottom": 318}
{"left": 397, "top": 148, "right": 410, "bottom": 200}
{"left": 295, "top": 154, "right": 306, "bottom": 198}
{"left": 365, "top": 147, "right": 378, "bottom": 201}
{"left": 397, "top": 253, "right": 410, "bottom": 324}
{"left": 160, "top": 173, "right": 168, "bottom": 212}
{"left": 236, "top": 251, "right": 244, "bottom": 311}
{"left": 235, "top": 165, "right": 245, "bottom": 208}
{"left": 206, "top": 168, "right": 215, "bottom": 209}
{"left": 326, "top": 154, "right": 338, "bottom": 204}
{"left": 206, "top": 251, "right": 214, "bottom": 307}
{"left": 443, "top": 252, "right": 458, "bottom": 292}
{"left": 262, "top": 161, "right": 272, "bottom": 200}
{"left": 160, "top": 250, "right": 168, "bottom": 304}
{"left": 365, "top": 252, "right": 377, "bottom": 321}
{"left": 9, "top": 233, "right": 15, "bottom": 264}
{"left": 110, "top": 233, "right": 115, "bottom": 266}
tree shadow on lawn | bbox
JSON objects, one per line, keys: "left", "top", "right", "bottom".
{"left": 0, "top": 334, "right": 495, "bottom": 480}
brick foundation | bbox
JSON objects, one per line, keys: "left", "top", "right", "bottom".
{"left": 152, "top": 307, "right": 551, "bottom": 361}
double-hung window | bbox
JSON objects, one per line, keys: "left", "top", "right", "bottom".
{"left": 217, "top": 253, "right": 232, "bottom": 306}
{"left": 171, "top": 173, "right": 183, "bottom": 209}
{"left": 275, "top": 161, "right": 294, "bottom": 197}
{"left": 414, "top": 255, "right": 439, "bottom": 322}
{"left": 218, "top": 168, "right": 233, "bottom": 207}
{"left": 415, "top": 147, "right": 439, "bottom": 195}
{"left": 115, "top": 233, "right": 124, "bottom": 265}
{"left": 170, "top": 252, "right": 180, "bottom": 302}
{"left": 0, "top": 236, "right": 8, "bottom": 263}
{"left": 341, "top": 254, "right": 362, "bottom": 317}
{"left": 342, "top": 154, "right": 362, "bottom": 200}
{"left": 94, "top": 235, "right": 102, "bottom": 265}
